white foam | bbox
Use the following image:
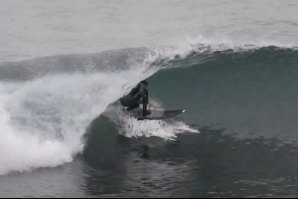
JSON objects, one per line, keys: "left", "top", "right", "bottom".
{"left": 120, "top": 115, "right": 199, "bottom": 141}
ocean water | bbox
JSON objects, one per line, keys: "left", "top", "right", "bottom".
{"left": 1, "top": 0, "right": 298, "bottom": 197}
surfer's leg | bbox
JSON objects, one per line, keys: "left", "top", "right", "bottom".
{"left": 142, "top": 101, "right": 149, "bottom": 116}
{"left": 142, "top": 96, "right": 150, "bottom": 116}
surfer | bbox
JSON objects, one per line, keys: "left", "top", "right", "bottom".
{"left": 120, "top": 80, "right": 151, "bottom": 116}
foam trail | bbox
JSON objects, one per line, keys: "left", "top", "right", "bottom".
{"left": 120, "top": 114, "right": 199, "bottom": 141}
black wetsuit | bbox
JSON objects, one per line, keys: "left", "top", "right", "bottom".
{"left": 120, "top": 81, "right": 149, "bottom": 116}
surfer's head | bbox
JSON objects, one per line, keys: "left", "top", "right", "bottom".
{"left": 140, "top": 80, "right": 148, "bottom": 86}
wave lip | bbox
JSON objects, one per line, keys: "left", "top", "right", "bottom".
{"left": 150, "top": 36, "right": 298, "bottom": 67}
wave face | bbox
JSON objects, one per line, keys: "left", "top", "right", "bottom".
{"left": 150, "top": 45, "right": 298, "bottom": 142}
{"left": 1, "top": 40, "right": 298, "bottom": 175}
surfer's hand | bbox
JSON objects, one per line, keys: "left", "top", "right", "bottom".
{"left": 148, "top": 103, "right": 160, "bottom": 109}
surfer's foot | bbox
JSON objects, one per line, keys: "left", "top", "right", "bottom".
{"left": 143, "top": 110, "right": 151, "bottom": 116}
